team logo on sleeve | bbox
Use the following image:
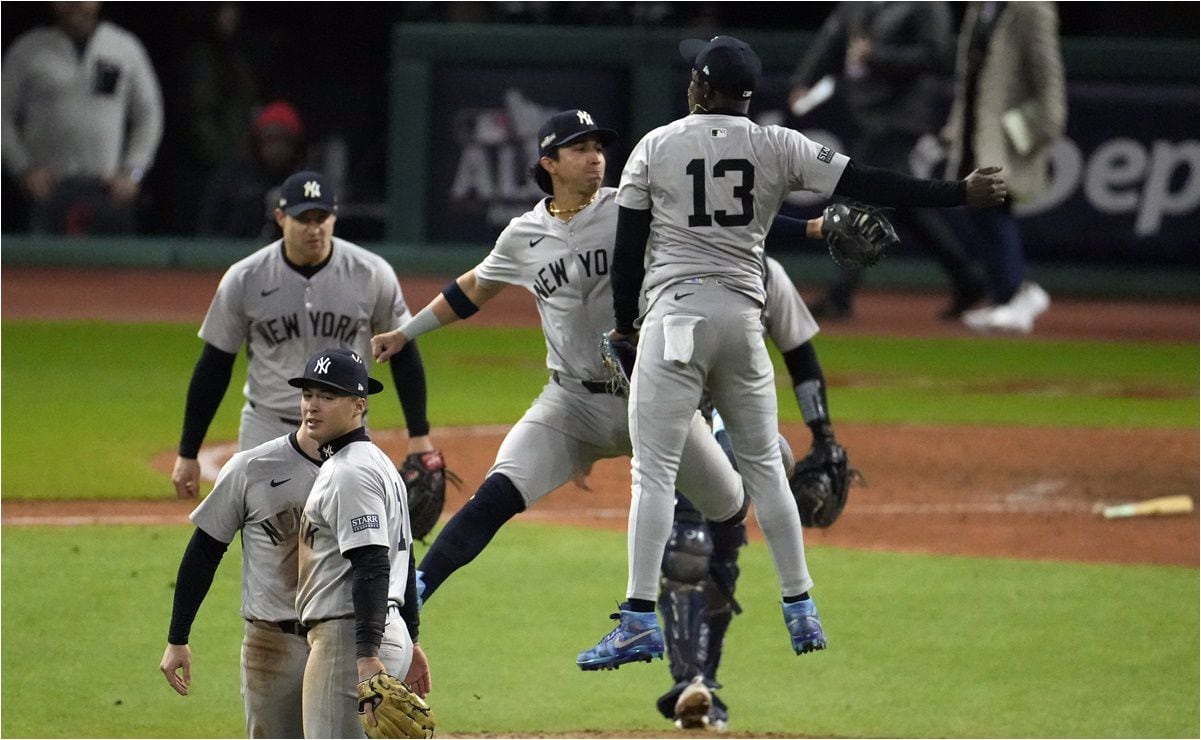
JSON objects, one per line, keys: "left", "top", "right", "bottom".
{"left": 818, "top": 146, "right": 835, "bottom": 164}
{"left": 351, "top": 514, "right": 381, "bottom": 532}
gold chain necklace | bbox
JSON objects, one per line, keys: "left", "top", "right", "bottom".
{"left": 548, "top": 191, "right": 598, "bottom": 217}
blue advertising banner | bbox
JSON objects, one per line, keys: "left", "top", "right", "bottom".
{"left": 754, "top": 73, "right": 1199, "bottom": 267}
{"left": 424, "top": 63, "right": 1196, "bottom": 268}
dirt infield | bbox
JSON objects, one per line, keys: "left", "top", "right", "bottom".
{"left": 3, "top": 266, "right": 1197, "bottom": 568}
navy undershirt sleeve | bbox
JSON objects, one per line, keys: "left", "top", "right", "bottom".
{"left": 346, "top": 545, "right": 391, "bottom": 659}
{"left": 612, "top": 206, "right": 653, "bottom": 335}
{"left": 167, "top": 527, "right": 230, "bottom": 644}
{"left": 834, "top": 160, "right": 967, "bottom": 207}
{"left": 400, "top": 549, "right": 420, "bottom": 642}
{"left": 389, "top": 343, "right": 430, "bottom": 438}
{"left": 179, "top": 344, "right": 237, "bottom": 458}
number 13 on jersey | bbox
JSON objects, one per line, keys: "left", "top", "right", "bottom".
{"left": 687, "top": 158, "right": 755, "bottom": 227}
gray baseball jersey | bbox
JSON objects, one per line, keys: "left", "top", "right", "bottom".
{"left": 188, "top": 431, "right": 321, "bottom": 739}
{"left": 477, "top": 186, "right": 621, "bottom": 381}
{"left": 762, "top": 255, "right": 819, "bottom": 352}
{"left": 200, "top": 237, "right": 411, "bottom": 422}
{"left": 296, "top": 434, "right": 416, "bottom": 738}
{"left": 615, "top": 113, "right": 848, "bottom": 603}
{"left": 190, "top": 432, "right": 322, "bottom": 621}
{"left": 617, "top": 115, "right": 848, "bottom": 315}
{"left": 296, "top": 437, "right": 412, "bottom": 623}
{"left": 469, "top": 189, "right": 742, "bottom": 519}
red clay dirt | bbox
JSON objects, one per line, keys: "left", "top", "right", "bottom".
{"left": 2, "top": 266, "right": 1197, "bottom": 568}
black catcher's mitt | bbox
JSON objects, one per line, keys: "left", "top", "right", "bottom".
{"left": 402, "top": 450, "right": 462, "bottom": 541}
{"left": 821, "top": 201, "right": 899, "bottom": 270}
{"left": 599, "top": 333, "right": 637, "bottom": 395}
{"left": 789, "top": 437, "right": 862, "bottom": 528}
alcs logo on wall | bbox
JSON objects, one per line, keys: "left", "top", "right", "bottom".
{"left": 447, "top": 89, "right": 558, "bottom": 228}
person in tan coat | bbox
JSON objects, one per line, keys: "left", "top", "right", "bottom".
{"left": 942, "top": 1, "right": 1067, "bottom": 332}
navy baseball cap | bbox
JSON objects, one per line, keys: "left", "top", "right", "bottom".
{"left": 278, "top": 170, "right": 337, "bottom": 216}
{"left": 679, "top": 35, "right": 762, "bottom": 99}
{"left": 536, "top": 109, "right": 618, "bottom": 158}
{"left": 531, "top": 109, "right": 618, "bottom": 194}
{"left": 288, "top": 347, "right": 384, "bottom": 397}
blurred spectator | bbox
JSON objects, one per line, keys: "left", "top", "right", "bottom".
{"left": 946, "top": 2, "right": 1066, "bottom": 333}
{"left": 1, "top": 1, "right": 164, "bottom": 235}
{"left": 176, "top": 2, "right": 259, "bottom": 227}
{"left": 789, "top": 2, "right": 987, "bottom": 321}
{"left": 197, "top": 100, "right": 306, "bottom": 239}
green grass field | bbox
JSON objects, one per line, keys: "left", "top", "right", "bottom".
{"left": 1, "top": 318, "right": 1198, "bottom": 737}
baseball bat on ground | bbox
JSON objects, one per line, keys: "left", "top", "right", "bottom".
{"left": 1093, "top": 494, "right": 1195, "bottom": 519}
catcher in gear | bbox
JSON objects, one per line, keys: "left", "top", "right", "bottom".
{"left": 358, "top": 671, "right": 435, "bottom": 739}
{"left": 402, "top": 450, "right": 463, "bottom": 541}
{"left": 821, "top": 201, "right": 899, "bottom": 270}
{"left": 646, "top": 255, "right": 860, "bottom": 730}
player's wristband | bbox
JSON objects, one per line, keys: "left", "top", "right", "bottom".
{"left": 397, "top": 306, "right": 442, "bottom": 341}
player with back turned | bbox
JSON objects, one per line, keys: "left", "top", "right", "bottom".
{"left": 580, "top": 34, "right": 1005, "bottom": 671}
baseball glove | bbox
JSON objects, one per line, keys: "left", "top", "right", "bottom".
{"left": 402, "top": 451, "right": 462, "bottom": 541}
{"left": 357, "top": 671, "right": 435, "bottom": 739}
{"left": 599, "top": 333, "right": 637, "bottom": 395}
{"left": 789, "top": 437, "right": 863, "bottom": 528}
{"left": 821, "top": 201, "right": 899, "bottom": 270}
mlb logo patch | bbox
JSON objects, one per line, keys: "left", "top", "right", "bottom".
{"left": 710, "top": 128, "right": 728, "bottom": 138}
{"left": 351, "top": 514, "right": 380, "bottom": 533}
{"left": 818, "top": 146, "right": 835, "bottom": 164}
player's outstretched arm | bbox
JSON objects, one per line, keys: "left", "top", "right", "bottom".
{"left": 833, "top": 159, "right": 1006, "bottom": 209}
{"left": 372, "top": 270, "right": 506, "bottom": 362}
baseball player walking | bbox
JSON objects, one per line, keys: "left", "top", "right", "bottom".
{"left": 371, "top": 110, "right": 761, "bottom": 616}
{"left": 291, "top": 347, "right": 428, "bottom": 738}
{"left": 584, "top": 35, "right": 1005, "bottom": 669}
{"left": 172, "top": 169, "right": 441, "bottom": 499}
{"left": 159, "top": 424, "right": 322, "bottom": 738}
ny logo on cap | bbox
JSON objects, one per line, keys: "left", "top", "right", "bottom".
{"left": 303, "top": 180, "right": 321, "bottom": 199}
{"left": 350, "top": 352, "right": 363, "bottom": 364}
{"left": 576, "top": 110, "right": 595, "bottom": 126}
{"left": 314, "top": 356, "right": 331, "bottom": 374}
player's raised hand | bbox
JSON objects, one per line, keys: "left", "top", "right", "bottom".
{"left": 371, "top": 329, "right": 409, "bottom": 363}
{"left": 160, "top": 643, "right": 193, "bottom": 696}
{"left": 172, "top": 456, "right": 201, "bottom": 499}
{"left": 964, "top": 166, "right": 1007, "bottom": 207}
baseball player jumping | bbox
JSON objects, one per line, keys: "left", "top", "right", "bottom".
{"left": 291, "top": 347, "right": 428, "bottom": 738}
{"left": 583, "top": 35, "right": 1005, "bottom": 670}
{"left": 656, "top": 252, "right": 849, "bottom": 732}
{"left": 160, "top": 423, "right": 322, "bottom": 738}
{"left": 370, "top": 109, "right": 778, "bottom": 614}
{"left": 172, "top": 169, "right": 442, "bottom": 500}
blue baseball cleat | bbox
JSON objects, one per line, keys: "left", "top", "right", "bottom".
{"left": 782, "top": 598, "right": 827, "bottom": 654}
{"left": 577, "top": 608, "right": 665, "bottom": 671}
